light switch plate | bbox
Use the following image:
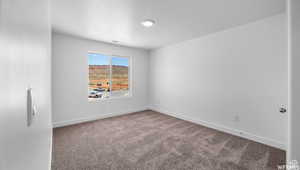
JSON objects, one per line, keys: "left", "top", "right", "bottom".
{"left": 27, "top": 88, "right": 37, "bottom": 126}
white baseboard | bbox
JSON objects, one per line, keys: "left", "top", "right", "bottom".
{"left": 52, "top": 107, "right": 148, "bottom": 128}
{"left": 148, "top": 105, "right": 286, "bottom": 150}
{"left": 53, "top": 105, "right": 286, "bottom": 150}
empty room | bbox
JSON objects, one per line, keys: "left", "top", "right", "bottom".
{"left": 1, "top": 0, "right": 300, "bottom": 170}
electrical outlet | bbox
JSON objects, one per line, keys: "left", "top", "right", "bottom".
{"left": 234, "top": 115, "right": 240, "bottom": 122}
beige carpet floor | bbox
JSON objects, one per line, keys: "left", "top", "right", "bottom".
{"left": 52, "top": 110, "right": 285, "bottom": 170}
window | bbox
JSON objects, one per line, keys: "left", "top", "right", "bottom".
{"left": 88, "top": 52, "right": 130, "bottom": 100}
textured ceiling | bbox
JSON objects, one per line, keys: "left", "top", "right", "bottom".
{"left": 52, "top": 0, "right": 285, "bottom": 49}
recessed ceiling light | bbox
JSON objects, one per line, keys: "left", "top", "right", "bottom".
{"left": 141, "top": 19, "right": 155, "bottom": 27}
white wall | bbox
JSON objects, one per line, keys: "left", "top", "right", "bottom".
{"left": 52, "top": 32, "right": 149, "bottom": 126}
{"left": 288, "top": 0, "right": 300, "bottom": 161}
{"left": 149, "top": 14, "right": 287, "bottom": 149}
{"left": 0, "top": 0, "right": 52, "bottom": 170}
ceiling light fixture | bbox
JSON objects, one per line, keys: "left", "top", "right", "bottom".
{"left": 141, "top": 19, "right": 155, "bottom": 27}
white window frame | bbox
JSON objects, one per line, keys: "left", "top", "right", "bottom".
{"left": 88, "top": 51, "right": 132, "bottom": 101}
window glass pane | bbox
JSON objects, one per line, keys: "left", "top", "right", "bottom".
{"left": 88, "top": 53, "right": 110, "bottom": 99}
{"left": 111, "top": 57, "right": 129, "bottom": 97}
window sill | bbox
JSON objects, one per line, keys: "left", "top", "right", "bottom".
{"left": 88, "top": 94, "right": 132, "bottom": 103}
